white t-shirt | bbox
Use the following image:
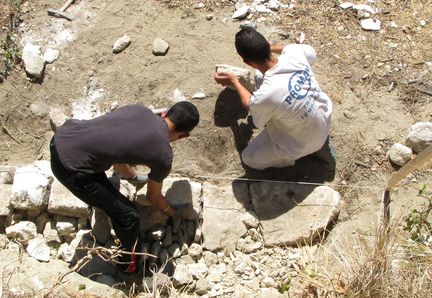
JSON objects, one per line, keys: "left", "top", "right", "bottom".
{"left": 249, "top": 44, "right": 332, "bottom": 159}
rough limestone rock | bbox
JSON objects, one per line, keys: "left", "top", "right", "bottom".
{"left": 172, "top": 263, "right": 193, "bottom": 286}
{"left": 187, "top": 262, "right": 208, "bottom": 279}
{"left": 43, "top": 48, "right": 60, "bottom": 63}
{"left": 152, "top": 38, "right": 170, "bottom": 56}
{"left": 202, "top": 181, "right": 249, "bottom": 252}
{"left": 49, "top": 107, "right": 69, "bottom": 131}
{"left": 22, "top": 43, "right": 45, "bottom": 78}
{"left": 0, "top": 165, "right": 15, "bottom": 184}
{"left": 26, "top": 237, "right": 50, "bottom": 262}
{"left": 241, "top": 210, "right": 260, "bottom": 228}
{"left": 0, "top": 183, "right": 12, "bottom": 217}
{"left": 250, "top": 183, "right": 340, "bottom": 246}
{"left": 387, "top": 143, "right": 412, "bottom": 166}
{"left": 215, "top": 64, "right": 255, "bottom": 92}
{"left": 49, "top": 179, "right": 89, "bottom": 217}
{"left": 112, "top": 34, "right": 131, "bottom": 54}
{"left": 90, "top": 207, "right": 112, "bottom": 245}
{"left": 0, "top": 248, "right": 126, "bottom": 297}
{"left": 405, "top": 122, "right": 432, "bottom": 153}
{"left": 10, "top": 163, "right": 52, "bottom": 211}
{"left": 5, "top": 221, "right": 37, "bottom": 245}
{"left": 232, "top": 6, "right": 250, "bottom": 19}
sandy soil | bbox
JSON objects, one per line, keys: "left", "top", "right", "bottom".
{"left": 1, "top": 0, "right": 431, "bottom": 259}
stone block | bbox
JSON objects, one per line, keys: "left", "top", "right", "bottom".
{"left": 48, "top": 179, "right": 89, "bottom": 217}
{"left": 10, "top": 164, "right": 52, "bottom": 211}
{"left": 201, "top": 181, "right": 249, "bottom": 252}
{"left": 250, "top": 183, "right": 340, "bottom": 246}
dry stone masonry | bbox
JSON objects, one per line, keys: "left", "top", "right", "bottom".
{"left": 0, "top": 159, "right": 341, "bottom": 296}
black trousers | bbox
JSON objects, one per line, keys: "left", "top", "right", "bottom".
{"left": 49, "top": 138, "right": 141, "bottom": 256}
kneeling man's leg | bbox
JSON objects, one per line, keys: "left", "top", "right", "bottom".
{"left": 241, "top": 129, "right": 295, "bottom": 170}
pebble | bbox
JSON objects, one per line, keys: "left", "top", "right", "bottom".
{"left": 361, "top": 19, "right": 381, "bottom": 31}
{"left": 112, "top": 35, "right": 131, "bottom": 54}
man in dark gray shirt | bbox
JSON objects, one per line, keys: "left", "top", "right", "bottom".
{"left": 50, "top": 101, "right": 199, "bottom": 274}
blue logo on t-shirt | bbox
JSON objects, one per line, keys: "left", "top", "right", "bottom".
{"left": 284, "top": 66, "right": 312, "bottom": 105}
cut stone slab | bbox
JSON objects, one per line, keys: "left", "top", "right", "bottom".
{"left": 405, "top": 121, "right": 432, "bottom": 153}
{"left": 201, "top": 181, "right": 249, "bottom": 252}
{"left": 5, "top": 221, "right": 37, "bottom": 245}
{"left": 249, "top": 183, "right": 340, "bottom": 246}
{"left": 48, "top": 179, "right": 89, "bottom": 217}
{"left": 11, "top": 164, "right": 52, "bottom": 211}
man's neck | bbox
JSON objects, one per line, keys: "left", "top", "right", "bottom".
{"left": 256, "top": 56, "right": 278, "bottom": 74}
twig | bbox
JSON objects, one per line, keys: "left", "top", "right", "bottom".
{"left": 414, "top": 87, "right": 432, "bottom": 97}
{"left": 1, "top": 125, "right": 21, "bottom": 144}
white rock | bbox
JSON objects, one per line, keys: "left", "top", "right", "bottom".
{"left": 339, "top": 2, "right": 354, "bottom": 10}
{"left": 387, "top": 143, "right": 412, "bottom": 166}
{"left": 110, "top": 101, "right": 119, "bottom": 111}
{"left": 207, "top": 263, "right": 227, "bottom": 282}
{"left": 361, "top": 19, "right": 381, "bottom": 31}
{"left": 172, "top": 88, "right": 187, "bottom": 103}
{"left": 192, "top": 92, "right": 206, "bottom": 99}
{"left": 56, "top": 221, "right": 75, "bottom": 237}
{"left": 405, "top": 122, "right": 432, "bottom": 152}
{"left": 57, "top": 242, "right": 74, "bottom": 262}
{"left": 172, "top": 263, "right": 193, "bottom": 286}
{"left": 419, "top": 20, "right": 427, "bottom": 27}
{"left": 49, "top": 108, "right": 68, "bottom": 131}
{"left": 194, "top": 2, "right": 205, "bottom": 9}
{"left": 152, "top": 38, "right": 170, "bottom": 56}
{"left": 241, "top": 211, "right": 259, "bottom": 228}
{"left": 352, "top": 4, "right": 375, "bottom": 14}
{"left": 113, "top": 35, "right": 131, "bottom": 54}
{"left": 188, "top": 243, "right": 203, "bottom": 258}
{"left": 215, "top": 64, "right": 254, "bottom": 92}
{"left": 233, "top": 6, "right": 250, "bottom": 19}
{"left": 11, "top": 164, "right": 51, "bottom": 211}
{"left": 187, "top": 263, "right": 208, "bottom": 279}
{"left": 27, "top": 237, "right": 50, "bottom": 262}
{"left": 389, "top": 21, "right": 398, "bottom": 28}
{"left": 43, "top": 48, "right": 60, "bottom": 64}
{"left": 49, "top": 179, "right": 89, "bottom": 217}
{"left": 22, "top": 43, "right": 45, "bottom": 78}
{"left": 5, "top": 221, "right": 37, "bottom": 245}
{"left": 255, "top": 4, "right": 272, "bottom": 14}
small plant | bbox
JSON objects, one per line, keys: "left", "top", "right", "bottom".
{"left": 278, "top": 273, "right": 292, "bottom": 294}
{"left": 403, "top": 184, "right": 432, "bottom": 243}
{"left": 0, "top": 33, "right": 22, "bottom": 81}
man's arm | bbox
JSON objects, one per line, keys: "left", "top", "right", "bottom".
{"left": 146, "top": 179, "right": 176, "bottom": 217}
{"left": 214, "top": 72, "right": 252, "bottom": 111}
{"left": 113, "top": 163, "right": 135, "bottom": 178}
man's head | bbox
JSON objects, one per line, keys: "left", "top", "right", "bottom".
{"left": 163, "top": 101, "right": 199, "bottom": 141}
{"left": 235, "top": 29, "right": 271, "bottom": 65}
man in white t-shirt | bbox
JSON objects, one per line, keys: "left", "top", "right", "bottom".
{"left": 214, "top": 29, "right": 333, "bottom": 170}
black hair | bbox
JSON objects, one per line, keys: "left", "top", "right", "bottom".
{"left": 235, "top": 29, "right": 271, "bottom": 64}
{"left": 166, "top": 101, "right": 199, "bottom": 133}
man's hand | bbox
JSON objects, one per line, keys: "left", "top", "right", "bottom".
{"left": 214, "top": 71, "right": 239, "bottom": 87}
{"left": 172, "top": 203, "right": 198, "bottom": 220}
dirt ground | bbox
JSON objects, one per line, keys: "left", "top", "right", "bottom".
{"left": 1, "top": 0, "right": 431, "bottom": 271}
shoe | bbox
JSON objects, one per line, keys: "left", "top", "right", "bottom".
{"left": 116, "top": 252, "right": 143, "bottom": 276}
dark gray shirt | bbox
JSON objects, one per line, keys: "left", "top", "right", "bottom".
{"left": 54, "top": 105, "right": 172, "bottom": 182}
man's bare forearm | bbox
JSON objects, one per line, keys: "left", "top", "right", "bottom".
{"left": 232, "top": 80, "right": 252, "bottom": 111}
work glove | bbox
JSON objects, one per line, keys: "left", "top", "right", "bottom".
{"left": 122, "top": 173, "right": 148, "bottom": 185}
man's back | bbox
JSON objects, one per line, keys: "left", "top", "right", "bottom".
{"left": 55, "top": 105, "right": 173, "bottom": 181}
{"left": 248, "top": 44, "right": 332, "bottom": 158}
